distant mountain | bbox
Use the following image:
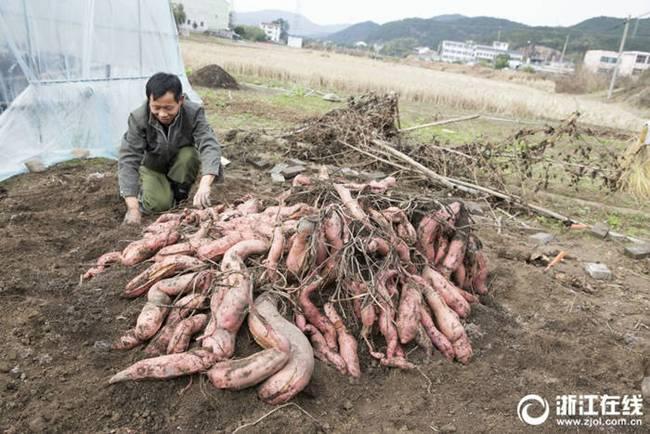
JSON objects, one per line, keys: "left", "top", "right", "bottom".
{"left": 233, "top": 10, "right": 350, "bottom": 37}
{"left": 325, "top": 14, "right": 650, "bottom": 56}
{"left": 325, "top": 21, "right": 381, "bottom": 45}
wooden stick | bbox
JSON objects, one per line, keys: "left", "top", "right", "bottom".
{"left": 399, "top": 114, "right": 480, "bottom": 133}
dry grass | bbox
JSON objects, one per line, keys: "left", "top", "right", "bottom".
{"left": 181, "top": 37, "right": 645, "bottom": 130}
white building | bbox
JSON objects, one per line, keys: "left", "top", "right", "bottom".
{"left": 440, "top": 40, "right": 474, "bottom": 63}
{"left": 584, "top": 50, "right": 650, "bottom": 76}
{"left": 287, "top": 36, "right": 303, "bottom": 48}
{"left": 260, "top": 22, "right": 282, "bottom": 43}
{"left": 176, "top": 0, "right": 232, "bottom": 33}
{"left": 440, "top": 40, "right": 522, "bottom": 64}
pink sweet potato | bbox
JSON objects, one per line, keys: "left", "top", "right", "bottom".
{"left": 324, "top": 303, "right": 361, "bottom": 378}
{"left": 249, "top": 293, "right": 315, "bottom": 405}
{"left": 303, "top": 324, "right": 347, "bottom": 375}
{"left": 108, "top": 349, "right": 218, "bottom": 384}
{"left": 207, "top": 348, "right": 290, "bottom": 390}
{"left": 286, "top": 219, "right": 315, "bottom": 278}
{"left": 419, "top": 305, "right": 455, "bottom": 361}
{"left": 167, "top": 314, "right": 209, "bottom": 354}
{"left": 124, "top": 255, "right": 205, "bottom": 298}
{"left": 396, "top": 282, "right": 422, "bottom": 345}
{"left": 202, "top": 240, "right": 269, "bottom": 359}
{"left": 422, "top": 266, "right": 470, "bottom": 318}
{"left": 298, "top": 277, "right": 338, "bottom": 351}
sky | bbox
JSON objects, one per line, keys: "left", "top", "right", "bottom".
{"left": 231, "top": 0, "right": 650, "bottom": 27}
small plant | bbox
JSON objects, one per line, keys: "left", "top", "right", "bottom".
{"left": 606, "top": 213, "right": 622, "bottom": 230}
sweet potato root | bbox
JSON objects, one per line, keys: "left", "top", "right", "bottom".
{"left": 396, "top": 282, "right": 422, "bottom": 345}
{"left": 124, "top": 255, "right": 205, "bottom": 298}
{"left": 249, "top": 293, "right": 314, "bottom": 405}
{"left": 202, "top": 240, "right": 269, "bottom": 359}
{"left": 324, "top": 303, "right": 361, "bottom": 378}
{"left": 286, "top": 219, "right": 315, "bottom": 278}
{"left": 167, "top": 314, "right": 209, "bottom": 354}
{"left": 298, "top": 277, "right": 338, "bottom": 351}
{"left": 422, "top": 266, "right": 470, "bottom": 318}
{"left": 207, "top": 349, "right": 290, "bottom": 390}
{"left": 108, "top": 349, "right": 218, "bottom": 384}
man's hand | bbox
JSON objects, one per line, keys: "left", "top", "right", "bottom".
{"left": 123, "top": 197, "right": 142, "bottom": 225}
{"left": 193, "top": 174, "right": 215, "bottom": 209}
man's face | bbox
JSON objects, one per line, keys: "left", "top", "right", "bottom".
{"left": 149, "top": 91, "right": 183, "bottom": 126}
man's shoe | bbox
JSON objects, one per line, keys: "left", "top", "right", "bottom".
{"left": 171, "top": 182, "right": 191, "bottom": 203}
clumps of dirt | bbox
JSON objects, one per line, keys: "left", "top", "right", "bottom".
{"left": 190, "top": 64, "right": 239, "bottom": 90}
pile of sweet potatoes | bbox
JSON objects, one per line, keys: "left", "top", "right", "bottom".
{"left": 85, "top": 172, "right": 490, "bottom": 404}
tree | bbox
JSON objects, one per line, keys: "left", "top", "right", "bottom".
{"left": 233, "top": 25, "right": 268, "bottom": 42}
{"left": 380, "top": 38, "right": 418, "bottom": 57}
{"left": 272, "top": 18, "right": 290, "bottom": 43}
{"left": 171, "top": 3, "right": 186, "bottom": 27}
{"left": 494, "top": 53, "right": 510, "bottom": 69}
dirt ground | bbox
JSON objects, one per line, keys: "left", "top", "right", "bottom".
{"left": 0, "top": 144, "right": 649, "bottom": 434}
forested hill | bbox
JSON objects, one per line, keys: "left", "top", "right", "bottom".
{"left": 326, "top": 15, "right": 650, "bottom": 55}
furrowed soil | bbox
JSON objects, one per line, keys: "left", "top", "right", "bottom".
{"left": 0, "top": 138, "right": 649, "bottom": 432}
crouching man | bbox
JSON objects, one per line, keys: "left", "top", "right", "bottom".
{"left": 118, "top": 72, "right": 223, "bottom": 224}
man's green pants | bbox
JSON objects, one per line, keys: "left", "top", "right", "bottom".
{"left": 139, "top": 146, "right": 200, "bottom": 213}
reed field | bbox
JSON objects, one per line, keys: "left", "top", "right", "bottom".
{"left": 180, "top": 37, "right": 647, "bottom": 131}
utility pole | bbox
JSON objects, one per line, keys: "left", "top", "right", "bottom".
{"left": 559, "top": 33, "right": 570, "bottom": 64}
{"left": 607, "top": 16, "right": 630, "bottom": 100}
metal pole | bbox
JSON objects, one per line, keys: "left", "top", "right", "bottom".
{"left": 559, "top": 34, "right": 569, "bottom": 64}
{"left": 138, "top": 0, "right": 143, "bottom": 76}
{"left": 607, "top": 16, "right": 630, "bottom": 100}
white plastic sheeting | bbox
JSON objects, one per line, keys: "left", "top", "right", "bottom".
{"left": 0, "top": 0, "right": 199, "bottom": 180}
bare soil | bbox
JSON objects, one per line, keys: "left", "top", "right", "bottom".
{"left": 0, "top": 156, "right": 649, "bottom": 433}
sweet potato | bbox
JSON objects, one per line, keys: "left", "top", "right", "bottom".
{"left": 150, "top": 270, "right": 214, "bottom": 297}
{"left": 419, "top": 278, "right": 472, "bottom": 364}
{"left": 83, "top": 251, "right": 122, "bottom": 280}
{"left": 333, "top": 184, "right": 367, "bottom": 222}
{"left": 207, "top": 348, "right": 290, "bottom": 390}
{"left": 286, "top": 219, "right": 315, "bottom": 278}
{"left": 121, "top": 229, "right": 180, "bottom": 266}
{"left": 396, "top": 282, "right": 422, "bottom": 345}
{"left": 249, "top": 293, "right": 315, "bottom": 405}
{"left": 202, "top": 240, "right": 269, "bottom": 359}
{"left": 108, "top": 349, "right": 218, "bottom": 384}
{"left": 146, "top": 293, "right": 207, "bottom": 356}
{"left": 134, "top": 289, "right": 172, "bottom": 341}
{"left": 375, "top": 270, "right": 400, "bottom": 359}
{"left": 292, "top": 174, "right": 313, "bottom": 187}
{"left": 440, "top": 237, "right": 467, "bottom": 278}
{"left": 298, "top": 277, "right": 338, "bottom": 351}
{"left": 324, "top": 303, "right": 361, "bottom": 378}
{"left": 263, "top": 227, "right": 285, "bottom": 282}
{"left": 422, "top": 266, "right": 470, "bottom": 318}
{"left": 196, "top": 232, "right": 247, "bottom": 261}
{"left": 419, "top": 305, "right": 455, "bottom": 361}
{"left": 303, "top": 324, "right": 347, "bottom": 375}
{"left": 124, "top": 255, "right": 205, "bottom": 298}
{"left": 416, "top": 215, "right": 438, "bottom": 263}
{"left": 167, "top": 314, "right": 209, "bottom": 354}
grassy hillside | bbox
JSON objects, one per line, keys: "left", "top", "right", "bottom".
{"left": 327, "top": 15, "right": 650, "bottom": 57}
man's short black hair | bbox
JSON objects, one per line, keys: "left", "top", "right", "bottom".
{"left": 145, "top": 72, "right": 183, "bottom": 102}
